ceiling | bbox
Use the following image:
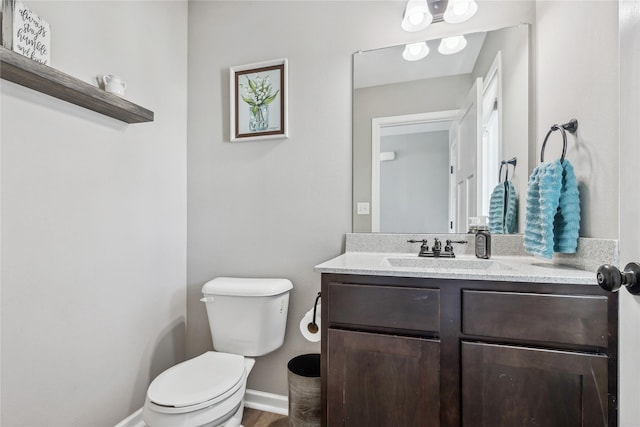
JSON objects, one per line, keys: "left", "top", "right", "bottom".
{"left": 380, "top": 119, "right": 453, "bottom": 137}
{"left": 354, "top": 31, "right": 487, "bottom": 89}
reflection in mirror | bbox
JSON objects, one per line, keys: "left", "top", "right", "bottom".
{"left": 353, "top": 24, "right": 529, "bottom": 234}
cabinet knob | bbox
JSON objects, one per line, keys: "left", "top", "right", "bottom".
{"left": 596, "top": 262, "right": 640, "bottom": 295}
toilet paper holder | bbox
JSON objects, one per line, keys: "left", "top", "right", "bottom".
{"left": 307, "top": 292, "right": 321, "bottom": 334}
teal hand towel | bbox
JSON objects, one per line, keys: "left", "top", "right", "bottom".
{"left": 504, "top": 181, "right": 518, "bottom": 234}
{"left": 524, "top": 159, "right": 580, "bottom": 258}
{"left": 489, "top": 181, "right": 518, "bottom": 234}
{"left": 489, "top": 183, "right": 506, "bottom": 233}
{"left": 553, "top": 160, "right": 580, "bottom": 252}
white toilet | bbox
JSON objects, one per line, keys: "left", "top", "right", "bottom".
{"left": 143, "top": 277, "right": 293, "bottom": 427}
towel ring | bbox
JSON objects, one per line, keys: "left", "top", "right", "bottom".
{"left": 499, "top": 157, "right": 517, "bottom": 182}
{"left": 540, "top": 119, "right": 578, "bottom": 163}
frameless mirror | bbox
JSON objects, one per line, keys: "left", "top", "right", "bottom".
{"left": 352, "top": 24, "right": 529, "bottom": 234}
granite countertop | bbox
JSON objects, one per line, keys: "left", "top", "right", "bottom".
{"left": 313, "top": 233, "right": 619, "bottom": 285}
{"left": 314, "top": 252, "right": 598, "bottom": 284}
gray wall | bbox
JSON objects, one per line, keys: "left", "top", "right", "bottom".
{"left": 380, "top": 131, "right": 450, "bottom": 233}
{"left": 187, "top": 1, "right": 354, "bottom": 395}
{"left": 535, "top": 0, "right": 618, "bottom": 238}
{"left": 0, "top": 2, "right": 188, "bottom": 426}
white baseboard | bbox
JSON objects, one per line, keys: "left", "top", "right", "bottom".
{"left": 113, "top": 407, "right": 143, "bottom": 427}
{"left": 244, "top": 389, "right": 288, "bottom": 416}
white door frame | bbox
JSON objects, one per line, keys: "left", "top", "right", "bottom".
{"left": 480, "top": 52, "right": 503, "bottom": 216}
{"left": 618, "top": 2, "right": 640, "bottom": 424}
{"left": 450, "top": 78, "right": 483, "bottom": 233}
{"left": 371, "top": 110, "right": 459, "bottom": 232}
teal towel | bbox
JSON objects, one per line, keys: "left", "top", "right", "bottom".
{"left": 489, "top": 181, "right": 518, "bottom": 234}
{"left": 553, "top": 161, "right": 581, "bottom": 252}
{"left": 524, "top": 159, "right": 580, "bottom": 258}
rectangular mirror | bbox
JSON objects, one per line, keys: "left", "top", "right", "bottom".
{"left": 352, "top": 24, "right": 529, "bottom": 234}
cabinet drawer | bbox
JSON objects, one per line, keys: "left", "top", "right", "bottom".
{"left": 462, "top": 290, "right": 608, "bottom": 347}
{"left": 328, "top": 283, "right": 439, "bottom": 332}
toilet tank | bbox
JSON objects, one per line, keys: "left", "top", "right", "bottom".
{"left": 201, "top": 277, "right": 293, "bottom": 357}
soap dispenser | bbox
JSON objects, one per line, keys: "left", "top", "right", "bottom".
{"left": 474, "top": 216, "right": 491, "bottom": 259}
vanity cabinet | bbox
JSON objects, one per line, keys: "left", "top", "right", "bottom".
{"left": 320, "top": 274, "right": 618, "bottom": 427}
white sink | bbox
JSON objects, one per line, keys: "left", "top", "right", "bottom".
{"left": 382, "top": 256, "right": 513, "bottom": 271}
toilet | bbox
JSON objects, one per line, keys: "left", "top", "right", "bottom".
{"left": 143, "top": 277, "right": 293, "bottom": 427}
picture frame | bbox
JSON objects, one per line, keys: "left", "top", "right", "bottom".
{"left": 230, "top": 58, "right": 288, "bottom": 142}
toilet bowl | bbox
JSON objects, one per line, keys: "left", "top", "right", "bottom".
{"left": 143, "top": 352, "right": 255, "bottom": 427}
{"left": 143, "top": 277, "right": 292, "bottom": 427}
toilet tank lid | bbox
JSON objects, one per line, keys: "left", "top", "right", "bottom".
{"left": 202, "top": 277, "right": 293, "bottom": 297}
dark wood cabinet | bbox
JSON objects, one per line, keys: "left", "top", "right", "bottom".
{"left": 327, "top": 329, "right": 440, "bottom": 427}
{"left": 321, "top": 274, "right": 618, "bottom": 427}
{"left": 462, "top": 341, "right": 608, "bottom": 426}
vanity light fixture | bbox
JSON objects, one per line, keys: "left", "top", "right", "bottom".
{"left": 442, "top": 0, "right": 478, "bottom": 24}
{"left": 402, "top": 41, "right": 430, "bottom": 61}
{"left": 401, "top": 0, "right": 478, "bottom": 32}
{"left": 438, "top": 35, "right": 468, "bottom": 55}
{"left": 401, "top": 0, "right": 433, "bottom": 32}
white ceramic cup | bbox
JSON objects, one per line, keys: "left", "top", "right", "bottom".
{"left": 103, "top": 75, "right": 126, "bottom": 97}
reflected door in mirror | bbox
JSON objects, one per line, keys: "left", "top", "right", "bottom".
{"left": 452, "top": 78, "right": 482, "bottom": 232}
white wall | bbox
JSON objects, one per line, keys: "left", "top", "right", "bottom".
{"left": 0, "top": 2, "right": 188, "bottom": 426}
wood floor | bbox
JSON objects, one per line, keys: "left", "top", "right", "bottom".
{"left": 242, "top": 408, "right": 288, "bottom": 427}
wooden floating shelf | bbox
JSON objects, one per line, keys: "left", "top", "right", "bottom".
{"left": 0, "top": 46, "right": 154, "bottom": 124}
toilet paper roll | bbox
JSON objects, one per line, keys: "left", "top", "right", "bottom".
{"left": 299, "top": 304, "right": 321, "bottom": 342}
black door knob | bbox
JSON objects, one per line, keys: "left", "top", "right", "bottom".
{"left": 596, "top": 262, "right": 640, "bottom": 295}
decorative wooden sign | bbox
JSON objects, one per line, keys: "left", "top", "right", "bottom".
{"left": 1, "top": 0, "right": 50, "bottom": 65}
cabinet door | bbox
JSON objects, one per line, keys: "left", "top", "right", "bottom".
{"left": 462, "top": 341, "right": 608, "bottom": 426}
{"left": 327, "top": 329, "right": 440, "bottom": 427}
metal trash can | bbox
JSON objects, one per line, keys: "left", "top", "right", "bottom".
{"left": 287, "top": 353, "right": 321, "bottom": 426}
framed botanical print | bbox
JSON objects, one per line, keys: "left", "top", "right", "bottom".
{"left": 230, "top": 58, "right": 288, "bottom": 141}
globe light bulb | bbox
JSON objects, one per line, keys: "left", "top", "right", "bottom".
{"left": 438, "top": 35, "right": 467, "bottom": 55}
{"left": 402, "top": 42, "right": 429, "bottom": 61}
{"left": 443, "top": 0, "right": 478, "bottom": 24}
{"left": 409, "top": 11, "right": 425, "bottom": 26}
{"left": 401, "top": 0, "right": 433, "bottom": 32}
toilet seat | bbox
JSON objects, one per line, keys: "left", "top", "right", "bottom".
{"left": 147, "top": 351, "right": 245, "bottom": 412}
